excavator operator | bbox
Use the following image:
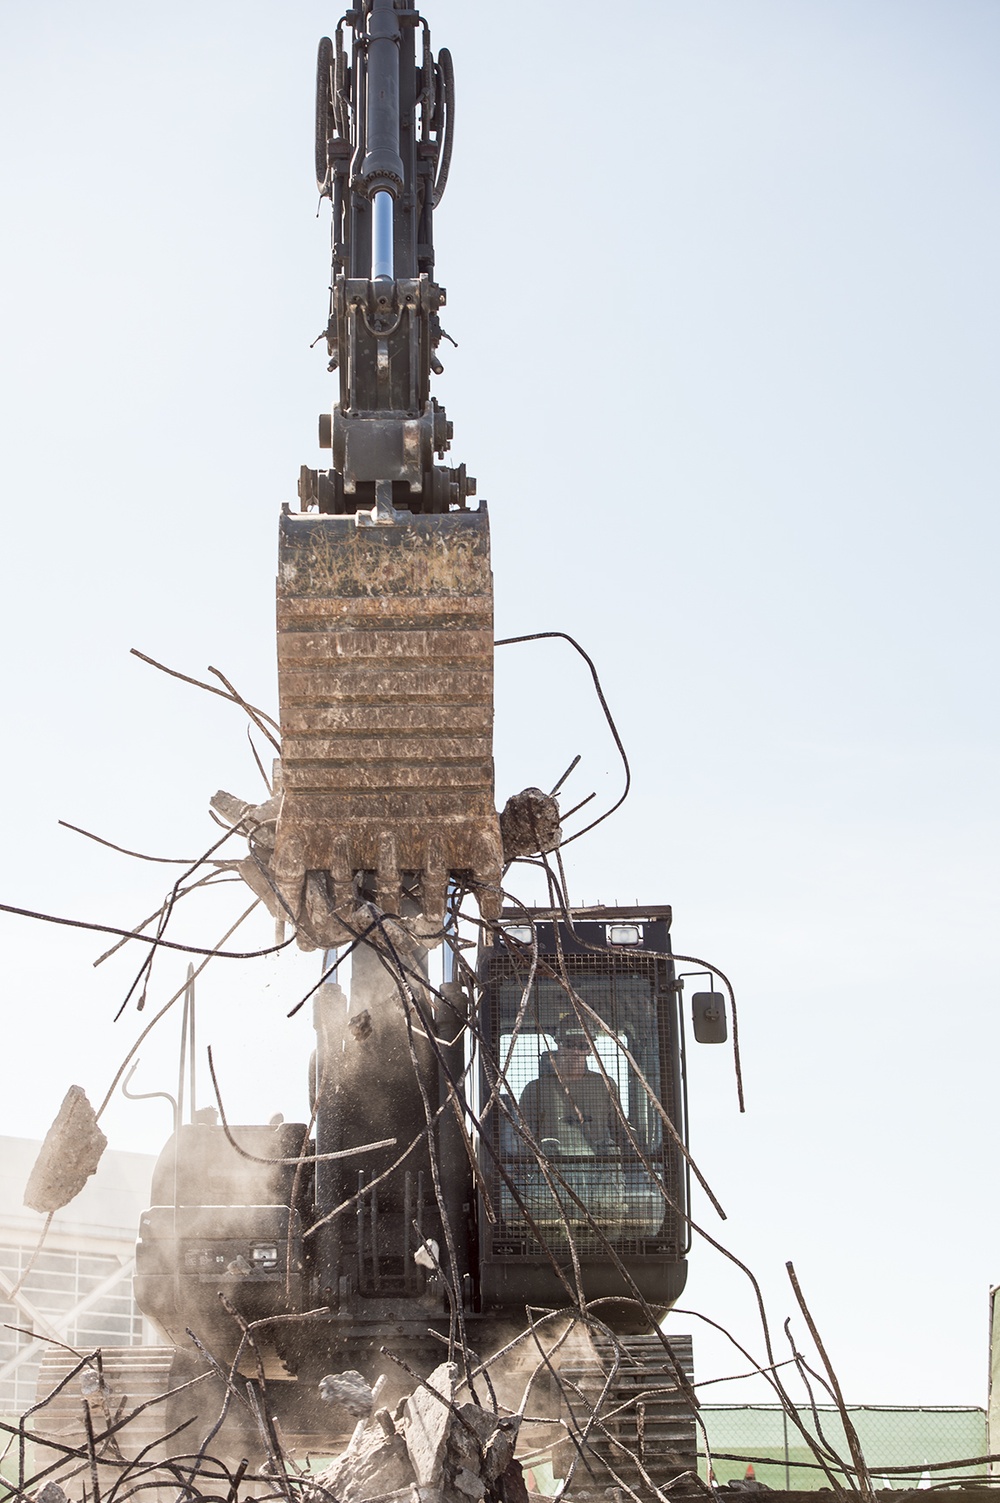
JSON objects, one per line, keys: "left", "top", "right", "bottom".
{"left": 519, "top": 1019, "right": 623, "bottom": 1157}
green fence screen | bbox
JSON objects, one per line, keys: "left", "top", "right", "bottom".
{"left": 699, "top": 1405, "right": 988, "bottom": 1489}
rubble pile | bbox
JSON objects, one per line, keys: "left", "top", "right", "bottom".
{"left": 313, "top": 1362, "right": 528, "bottom": 1503}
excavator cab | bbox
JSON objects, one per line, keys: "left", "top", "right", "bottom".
{"left": 120, "top": 905, "right": 700, "bottom": 1478}
{"left": 476, "top": 907, "right": 691, "bottom": 1323}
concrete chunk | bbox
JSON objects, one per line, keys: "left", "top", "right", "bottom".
{"left": 319, "top": 1368, "right": 375, "bottom": 1419}
{"left": 453, "top": 1467, "right": 485, "bottom": 1500}
{"left": 310, "top": 1367, "right": 523, "bottom": 1503}
{"left": 35, "top": 1483, "right": 68, "bottom": 1503}
{"left": 24, "top": 1087, "right": 107, "bottom": 1214}
{"left": 499, "top": 786, "right": 562, "bottom": 860}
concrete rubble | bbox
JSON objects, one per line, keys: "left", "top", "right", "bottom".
{"left": 499, "top": 787, "right": 562, "bottom": 861}
{"left": 24, "top": 1086, "right": 107, "bottom": 1214}
{"left": 312, "top": 1361, "right": 528, "bottom": 1503}
{"left": 35, "top": 1486, "right": 68, "bottom": 1503}
{"left": 319, "top": 1369, "right": 377, "bottom": 1420}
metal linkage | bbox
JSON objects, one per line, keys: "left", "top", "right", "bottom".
{"left": 302, "top": 1, "right": 475, "bottom": 518}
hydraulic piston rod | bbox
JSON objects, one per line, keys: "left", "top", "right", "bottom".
{"left": 372, "top": 190, "right": 394, "bottom": 280}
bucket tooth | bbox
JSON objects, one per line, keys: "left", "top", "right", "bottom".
{"left": 329, "top": 834, "right": 354, "bottom": 932}
{"left": 469, "top": 829, "right": 504, "bottom": 923}
{"left": 376, "top": 832, "right": 400, "bottom": 917}
{"left": 419, "top": 837, "right": 449, "bottom": 935}
{"left": 237, "top": 852, "right": 292, "bottom": 927}
{"left": 272, "top": 827, "right": 306, "bottom": 895}
{"left": 302, "top": 871, "right": 336, "bottom": 950}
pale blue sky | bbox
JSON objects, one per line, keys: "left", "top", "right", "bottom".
{"left": 0, "top": 0, "right": 998, "bottom": 1408}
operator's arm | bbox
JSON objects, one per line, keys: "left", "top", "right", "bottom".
{"left": 602, "top": 1077, "right": 624, "bottom": 1149}
{"left": 518, "top": 1078, "right": 543, "bottom": 1140}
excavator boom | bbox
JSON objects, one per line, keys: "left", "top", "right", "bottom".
{"left": 269, "top": 0, "right": 501, "bottom": 944}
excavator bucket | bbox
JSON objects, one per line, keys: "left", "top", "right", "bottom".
{"left": 272, "top": 505, "right": 502, "bottom": 946}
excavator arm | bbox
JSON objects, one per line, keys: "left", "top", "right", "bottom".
{"left": 267, "top": 0, "right": 502, "bottom": 947}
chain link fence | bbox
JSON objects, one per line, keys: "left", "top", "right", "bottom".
{"left": 699, "top": 1405, "right": 988, "bottom": 1489}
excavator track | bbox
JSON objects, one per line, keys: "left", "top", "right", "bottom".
{"left": 559, "top": 1333, "right": 697, "bottom": 1496}
{"left": 32, "top": 1346, "right": 178, "bottom": 1482}
{"left": 32, "top": 1347, "right": 338, "bottom": 1481}
{"left": 272, "top": 506, "right": 502, "bottom": 945}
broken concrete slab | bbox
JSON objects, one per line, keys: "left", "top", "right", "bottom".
{"left": 496, "top": 1460, "right": 530, "bottom": 1503}
{"left": 311, "top": 1364, "right": 527, "bottom": 1503}
{"left": 315, "top": 1416, "right": 416, "bottom": 1503}
{"left": 449, "top": 1405, "right": 519, "bottom": 1487}
{"left": 404, "top": 1361, "right": 459, "bottom": 1492}
{"left": 481, "top": 1419, "right": 519, "bottom": 1484}
{"left": 453, "top": 1466, "right": 486, "bottom": 1500}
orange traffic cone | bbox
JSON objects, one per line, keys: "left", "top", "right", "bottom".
{"left": 745, "top": 1465, "right": 756, "bottom": 1483}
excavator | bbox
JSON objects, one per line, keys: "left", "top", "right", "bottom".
{"left": 33, "top": 3, "right": 732, "bottom": 1494}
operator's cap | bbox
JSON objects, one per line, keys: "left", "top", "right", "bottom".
{"left": 553, "top": 1016, "right": 590, "bottom": 1049}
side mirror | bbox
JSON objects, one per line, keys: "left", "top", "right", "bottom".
{"left": 692, "top": 992, "right": 728, "bottom": 1044}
